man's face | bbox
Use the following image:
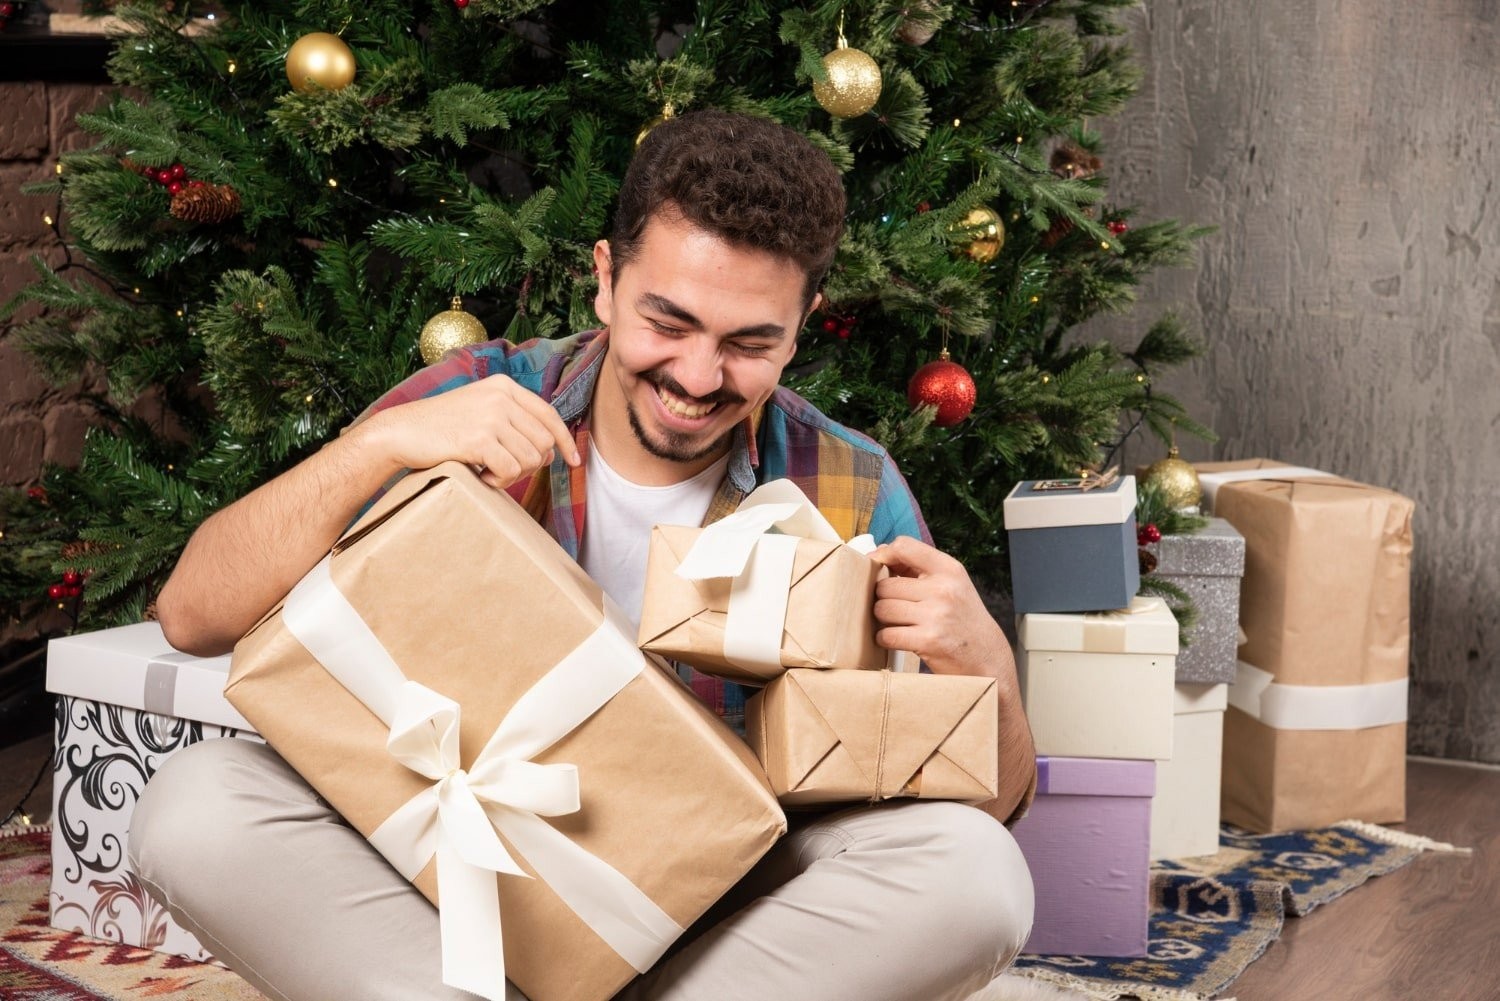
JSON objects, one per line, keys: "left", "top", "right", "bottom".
{"left": 591, "top": 211, "right": 816, "bottom": 480}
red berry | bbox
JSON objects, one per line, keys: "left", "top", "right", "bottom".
{"left": 1107, "top": 220, "right": 1128, "bottom": 235}
{"left": 26, "top": 485, "right": 46, "bottom": 501}
{"left": 454, "top": 0, "right": 469, "bottom": 7}
{"left": 167, "top": 180, "right": 184, "bottom": 195}
{"left": 48, "top": 584, "right": 65, "bottom": 600}
{"left": 188, "top": 179, "right": 206, "bottom": 188}
{"left": 62, "top": 570, "right": 83, "bottom": 585}
{"left": 66, "top": 584, "right": 83, "bottom": 598}
{"left": 1137, "top": 522, "right": 1162, "bottom": 545}
{"left": 822, "top": 319, "right": 838, "bottom": 332}
{"left": 0, "top": 4, "right": 16, "bottom": 17}
{"left": 917, "top": 201, "right": 930, "bottom": 214}
{"left": 837, "top": 328, "right": 850, "bottom": 340}
{"left": 170, "top": 163, "right": 186, "bottom": 180}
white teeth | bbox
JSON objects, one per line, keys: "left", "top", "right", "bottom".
{"left": 657, "top": 386, "right": 716, "bottom": 419}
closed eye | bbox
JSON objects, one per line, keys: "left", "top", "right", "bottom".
{"left": 732, "top": 341, "right": 775, "bottom": 356}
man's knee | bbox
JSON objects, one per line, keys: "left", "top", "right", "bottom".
{"left": 128, "top": 737, "right": 272, "bottom": 890}
{"left": 923, "top": 802, "right": 1036, "bottom": 974}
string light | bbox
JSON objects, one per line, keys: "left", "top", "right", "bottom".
{"left": 1135, "top": 373, "right": 1146, "bottom": 382}
{"left": 1100, "top": 240, "right": 1111, "bottom": 250}
{"left": 175, "top": 308, "right": 184, "bottom": 317}
{"left": 952, "top": 117, "right": 961, "bottom": 128}
{"left": 327, "top": 177, "right": 339, "bottom": 188}
{"left": 132, "top": 287, "right": 141, "bottom": 294}
{"left": 55, "top": 163, "right": 64, "bottom": 175}
{"left": 1041, "top": 374, "right": 1051, "bottom": 384}
{"left": 227, "top": 59, "right": 237, "bottom": 74}
{"left": 1015, "top": 135, "right": 1024, "bottom": 143}
{"left": 42, "top": 213, "right": 53, "bottom": 226}
{"left": 1029, "top": 295, "right": 1039, "bottom": 303}
{"left": 304, "top": 393, "right": 314, "bottom": 403}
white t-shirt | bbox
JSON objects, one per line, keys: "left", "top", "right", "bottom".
{"left": 578, "top": 447, "right": 728, "bottom": 628}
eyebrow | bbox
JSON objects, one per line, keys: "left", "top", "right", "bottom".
{"left": 636, "top": 292, "right": 787, "bottom": 341}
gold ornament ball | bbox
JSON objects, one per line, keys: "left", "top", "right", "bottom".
{"left": 949, "top": 206, "right": 1006, "bottom": 263}
{"left": 285, "top": 32, "right": 357, "bottom": 93}
{"left": 419, "top": 297, "right": 489, "bottom": 365}
{"left": 813, "top": 44, "right": 883, "bottom": 118}
{"left": 1142, "top": 445, "right": 1203, "bottom": 510}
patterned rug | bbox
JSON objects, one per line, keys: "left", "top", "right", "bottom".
{"left": 0, "top": 825, "right": 264, "bottom": 1000}
{"left": 0, "top": 820, "right": 1466, "bottom": 1001}
{"left": 1006, "top": 821, "right": 1470, "bottom": 1000}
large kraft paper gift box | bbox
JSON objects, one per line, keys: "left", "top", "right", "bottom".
{"left": 638, "top": 479, "right": 889, "bottom": 683}
{"left": 225, "top": 462, "right": 787, "bottom": 1001}
{"left": 1197, "top": 459, "right": 1414, "bottom": 833}
{"left": 745, "top": 668, "right": 999, "bottom": 806}
{"left": 46, "top": 622, "right": 263, "bottom": 961}
{"left": 1010, "top": 756, "right": 1156, "bottom": 958}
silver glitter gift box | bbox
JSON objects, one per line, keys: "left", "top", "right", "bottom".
{"left": 1146, "top": 518, "right": 1245, "bottom": 683}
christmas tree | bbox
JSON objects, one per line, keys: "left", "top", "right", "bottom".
{"left": 0, "top": 0, "right": 1211, "bottom": 632}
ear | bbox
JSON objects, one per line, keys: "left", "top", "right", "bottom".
{"left": 592, "top": 240, "right": 614, "bottom": 326}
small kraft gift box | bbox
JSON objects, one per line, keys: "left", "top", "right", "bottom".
{"left": 1197, "top": 460, "right": 1414, "bottom": 833}
{"left": 46, "top": 621, "right": 263, "bottom": 961}
{"left": 1143, "top": 517, "right": 1245, "bottom": 684}
{"left": 745, "top": 668, "right": 999, "bottom": 807}
{"left": 638, "top": 479, "right": 889, "bottom": 684}
{"left": 1010, "top": 756, "right": 1156, "bottom": 958}
{"left": 1016, "top": 596, "right": 1178, "bottom": 761}
{"left": 1003, "top": 474, "right": 1140, "bottom": 615}
{"left": 226, "top": 461, "right": 787, "bottom": 1001}
{"left": 1150, "top": 682, "right": 1228, "bottom": 860}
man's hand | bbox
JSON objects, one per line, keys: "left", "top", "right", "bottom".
{"left": 868, "top": 535, "right": 1008, "bottom": 678}
{"left": 363, "top": 375, "right": 581, "bottom": 490}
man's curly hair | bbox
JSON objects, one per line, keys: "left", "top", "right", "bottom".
{"left": 610, "top": 109, "right": 847, "bottom": 309}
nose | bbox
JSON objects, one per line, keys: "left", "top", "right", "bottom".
{"left": 674, "top": 335, "right": 724, "bottom": 400}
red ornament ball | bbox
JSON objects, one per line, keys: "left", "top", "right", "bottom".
{"left": 1137, "top": 522, "right": 1162, "bottom": 545}
{"left": 47, "top": 584, "right": 65, "bottom": 600}
{"left": 907, "top": 355, "right": 976, "bottom": 427}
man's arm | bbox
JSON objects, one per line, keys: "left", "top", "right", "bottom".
{"left": 868, "top": 535, "right": 1037, "bottom": 825}
{"left": 156, "top": 375, "right": 580, "bottom": 657}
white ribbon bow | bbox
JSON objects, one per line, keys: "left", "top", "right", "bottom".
{"left": 673, "top": 479, "right": 879, "bottom": 673}
{"left": 281, "top": 557, "right": 682, "bottom": 1001}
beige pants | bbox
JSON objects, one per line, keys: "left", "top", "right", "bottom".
{"left": 129, "top": 739, "right": 1033, "bottom": 1001}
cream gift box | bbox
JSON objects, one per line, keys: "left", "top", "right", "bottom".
{"left": 1003, "top": 474, "right": 1140, "bottom": 614}
{"left": 745, "top": 668, "right": 999, "bottom": 807}
{"left": 1149, "top": 682, "right": 1227, "bottom": 860}
{"left": 1197, "top": 460, "right": 1413, "bottom": 832}
{"left": 46, "top": 621, "right": 262, "bottom": 961}
{"left": 225, "top": 462, "right": 786, "bottom": 1001}
{"left": 1010, "top": 756, "right": 1156, "bottom": 958}
{"left": 1016, "top": 596, "right": 1178, "bottom": 760}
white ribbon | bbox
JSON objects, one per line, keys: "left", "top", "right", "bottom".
{"left": 281, "top": 557, "right": 683, "bottom": 1001}
{"left": 1019, "top": 597, "right": 1175, "bottom": 655}
{"left": 1197, "top": 465, "right": 1334, "bottom": 508}
{"left": 1228, "top": 661, "right": 1408, "bottom": 731}
{"left": 674, "top": 480, "right": 878, "bottom": 673}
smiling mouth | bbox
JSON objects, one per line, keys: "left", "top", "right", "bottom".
{"left": 656, "top": 384, "right": 718, "bottom": 419}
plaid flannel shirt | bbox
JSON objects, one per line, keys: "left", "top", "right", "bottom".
{"left": 359, "top": 329, "right": 932, "bottom": 732}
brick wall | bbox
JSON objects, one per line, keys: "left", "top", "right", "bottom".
{"left": 0, "top": 80, "right": 117, "bottom": 487}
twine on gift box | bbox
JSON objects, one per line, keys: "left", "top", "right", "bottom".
{"left": 870, "top": 670, "right": 893, "bottom": 804}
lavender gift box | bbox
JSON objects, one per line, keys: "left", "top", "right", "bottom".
{"left": 1004, "top": 476, "right": 1140, "bottom": 615}
{"left": 1010, "top": 756, "right": 1155, "bottom": 958}
{"left": 46, "top": 622, "right": 262, "bottom": 961}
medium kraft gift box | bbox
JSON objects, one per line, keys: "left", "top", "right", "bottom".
{"left": 225, "top": 462, "right": 786, "bottom": 1001}
{"left": 745, "top": 668, "right": 999, "bottom": 806}
{"left": 1196, "top": 459, "right": 1414, "bottom": 832}
{"left": 638, "top": 479, "right": 888, "bottom": 683}
{"left": 46, "top": 622, "right": 262, "bottom": 961}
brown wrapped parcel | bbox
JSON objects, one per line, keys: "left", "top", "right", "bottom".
{"left": 746, "top": 668, "right": 999, "bottom": 806}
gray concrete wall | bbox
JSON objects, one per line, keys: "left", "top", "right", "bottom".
{"left": 1089, "top": 1, "right": 1500, "bottom": 760}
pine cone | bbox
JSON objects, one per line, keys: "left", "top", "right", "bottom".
{"left": 142, "top": 599, "right": 159, "bottom": 622}
{"left": 59, "top": 540, "right": 112, "bottom": 561}
{"left": 1138, "top": 548, "right": 1158, "bottom": 575}
{"left": 119, "top": 157, "right": 149, "bottom": 176}
{"left": 1051, "top": 142, "right": 1102, "bottom": 180}
{"left": 170, "top": 183, "right": 242, "bottom": 224}
{"left": 1040, "top": 216, "right": 1075, "bottom": 249}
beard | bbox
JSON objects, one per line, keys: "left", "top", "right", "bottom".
{"left": 625, "top": 368, "right": 744, "bottom": 464}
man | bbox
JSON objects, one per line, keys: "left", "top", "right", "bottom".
{"left": 132, "top": 109, "right": 1036, "bottom": 1001}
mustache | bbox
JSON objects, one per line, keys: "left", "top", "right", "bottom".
{"left": 642, "top": 369, "right": 745, "bottom": 408}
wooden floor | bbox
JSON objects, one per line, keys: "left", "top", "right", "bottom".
{"left": 2, "top": 739, "right": 1496, "bottom": 1000}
